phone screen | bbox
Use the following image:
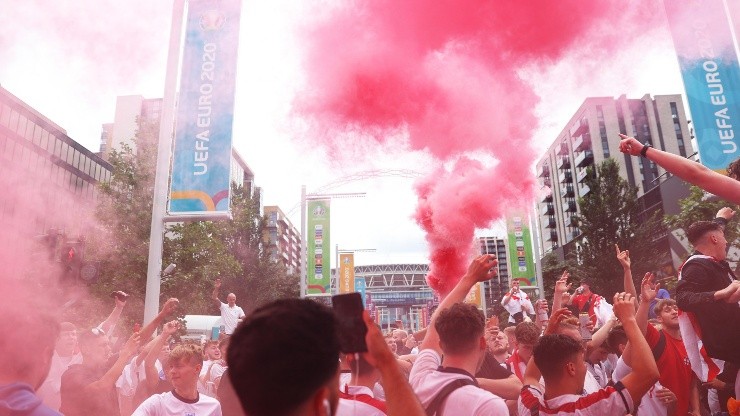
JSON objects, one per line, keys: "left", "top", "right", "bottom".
{"left": 332, "top": 293, "right": 368, "bottom": 353}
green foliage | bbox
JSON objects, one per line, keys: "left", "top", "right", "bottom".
{"left": 540, "top": 251, "right": 577, "bottom": 302}
{"left": 78, "top": 119, "right": 298, "bottom": 330}
{"left": 665, "top": 185, "right": 739, "bottom": 263}
{"left": 569, "top": 159, "right": 667, "bottom": 297}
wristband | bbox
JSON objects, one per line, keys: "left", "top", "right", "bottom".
{"left": 713, "top": 217, "right": 729, "bottom": 228}
{"left": 640, "top": 143, "right": 651, "bottom": 157}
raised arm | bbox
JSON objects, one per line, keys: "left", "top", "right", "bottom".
{"left": 98, "top": 292, "right": 128, "bottom": 335}
{"left": 144, "top": 321, "right": 179, "bottom": 392}
{"left": 83, "top": 333, "right": 141, "bottom": 395}
{"left": 616, "top": 245, "right": 637, "bottom": 300}
{"left": 619, "top": 134, "right": 740, "bottom": 204}
{"left": 552, "top": 271, "right": 571, "bottom": 312}
{"left": 363, "top": 311, "right": 426, "bottom": 416}
{"left": 613, "top": 292, "right": 660, "bottom": 403}
{"left": 420, "top": 255, "right": 498, "bottom": 354}
{"left": 138, "top": 298, "right": 179, "bottom": 342}
{"left": 212, "top": 279, "right": 222, "bottom": 307}
{"left": 586, "top": 316, "right": 617, "bottom": 352}
{"left": 636, "top": 273, "right": 658, "bottom": 335}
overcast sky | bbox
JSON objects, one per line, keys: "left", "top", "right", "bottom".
{"left": 0, "top": 1, "right": 692, "bottom": 267}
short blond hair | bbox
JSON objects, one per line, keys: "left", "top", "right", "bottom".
{"left": 169, "top": 343, "right": 203, "bottom": 367}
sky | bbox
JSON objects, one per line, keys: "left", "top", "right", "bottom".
{"left": 0, "top": 1, "right": 694, "bottom": 270}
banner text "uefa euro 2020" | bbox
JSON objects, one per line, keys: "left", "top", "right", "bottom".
{"left": 169, "top": 0, "right": 242, "bottom": 214}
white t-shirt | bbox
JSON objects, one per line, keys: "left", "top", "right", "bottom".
{"left": 586, "top": 361, "right": 608, "bottom": 389}
{"left": 219, "top": 303, "right": 244, "bottom": 335}
{"left": 339, "top": 373, "right": 386, "bottom": 400}
{"left": 132, "top": 391, "right": 222, "bottom": 416}
{"left": 519, "top": 383, "right": 634, "bottom": 415}
{"left": 409, "top": 349, "right": 508, "bottom": 415}
{"left": 612, "top": 356, "right": 667, "bottom": 416}
{"left": 501, "top": 294, "right": 534, "bottom": 323}
{"left": 336, "top": 385, "right": 387, "bottom": 416}
{"left": 37, "top": 351, "right": 82, "bottom": 411}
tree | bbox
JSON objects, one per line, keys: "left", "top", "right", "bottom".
{"left": 664, "top": 185, "right": 739, "bottom": 270}
{"left": 570, "top": 159, "right": 667, "bottom": 297}
{"left": 77, "top": 120, "right": 298, "bottom": 329}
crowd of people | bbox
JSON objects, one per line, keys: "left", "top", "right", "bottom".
{"left": 2, "top": 134, "right": 740, "bottom": 415}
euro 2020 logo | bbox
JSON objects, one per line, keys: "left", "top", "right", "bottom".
{"left": 199, "top": 9, "right": 225, "bottom": 32}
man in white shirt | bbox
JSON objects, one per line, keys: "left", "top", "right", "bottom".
{"left": 409, "top": 254, "right": 508, "bottom": 415}
{"left": 501, "top": 281, "right": 534, "bottom": 325}
{"left": 36, "top": 322, "right": 82, "bottom": 411}
{"left": 337, "top": 353, "right": 387, "bottom": 415}
{"left": 212, "top": 279, "right": 245, "bottom": 335}
{"left": 133, "top": 344, "right": 221, "bottom": 416}
{"left": 518, "top": 294, "right": 659, "bottom": 415}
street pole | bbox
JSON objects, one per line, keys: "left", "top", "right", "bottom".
{"left": 300, "top": 185, "right": 307, "bottom": 298}
{"left": 143, "top": 0, "right": 184, "bottom": 324}
{"left": 530, "top": 209, "right": 545, "bottom": 300}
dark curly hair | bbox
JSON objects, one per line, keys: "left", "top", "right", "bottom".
{"left": 435, "top": 302, "right": 485, "bottom": 355}
{"left": 727, "top": 158, "right": 740, "bottom": 181}
{"left": 514, "top": 321, "right": 541, "bottom": 345}
{"left": 686, "top": 220, "right": 723, "bottom": 245}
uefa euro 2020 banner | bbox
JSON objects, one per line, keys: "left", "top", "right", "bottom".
{"left": 307, "top": 200, "right": 331, "bottom": 295}
{"left": 664, "top": 0, "right": 740, "bottom": 171}
{"left": 507, "top": 213, "right": 537, "bottom": 287}
{"left": 169, "top": 0, "right": 242, "bottom": 214}
{"left": 339, "top": 253, "right": 355, "bottom": 294}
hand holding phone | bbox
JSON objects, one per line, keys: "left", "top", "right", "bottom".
{"left": 332, "top": 293, "right": 368, "bottom": 353}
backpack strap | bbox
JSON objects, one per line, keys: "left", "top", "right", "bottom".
{"left": 652, "top": 330, "right": 666, "bottom": 362}
{"left": 424, "top": 378, "right": 475, "bottom": 416}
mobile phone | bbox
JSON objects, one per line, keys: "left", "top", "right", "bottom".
{"left": 332, "top": 293, "right": 368, "bottom": 353}
{"left": 579, "top": 313, "right": 593, "bottom": 340}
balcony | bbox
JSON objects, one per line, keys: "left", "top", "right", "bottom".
{"left": 557, "top": 142, "right": 569, "bottom": 155}
{"left": 571, "top": 120, "right": 589, "bottom": 138}
{"left": 544, "top": 217, "right": 556, "bottom": 228}
{"left": 541, "top": 190, "right": 553, "bottom": 203}
{"left": 542, "top": 203, "right": 554, "bottom": 215}
{"left": 557, "top": 156, "right": 571, "bottom": 170}
{"left": 547, "top": 230, "right": 558, "bottom": 242}
{"left": 575, "top": 150, "right": 594, "bottom": 168}
{"left": 577, "top": 168, "right": 589, "bottom": 183}
{"left": 542, "top": 176, "right": 552, "bottom": 188}
{"left": 562, "top": 184, "right": 575, "bottom": 198}
{"left": 562, "top": 200, "right": 577, "bottom": 213}
{"left": 538, "top": 164, "right": 550, "bottom": 178}
{"left": 579, "top": 185, "right": 591, "bottom": 198}
{"left": 573, "top": 133, "right": 591, "bottom": 152}
{"left": 570, "top": 230, "right": 581, "bottom": 240}
{"left": 564, "top": 215, "right": 576, "bottom": 227}
{"left": 559, "top": 171, "right": 572, "bottom": 184}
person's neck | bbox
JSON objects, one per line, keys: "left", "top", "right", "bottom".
{"left": 695, "top": 246, "right": 721, "bottom": 260}
{"left": 441, "top": 354, "right": 479, "bottom": 377}
{"left": 543, "top": 376, "right": 581, "bottom": 401}
{"left": 349, "top": 373, "right": 378, "bottom": 390}
{"left": 662, "top": 324, "right": 681, "bottom": 339}
{"left": 175, "top": 384, "right": 199, "bottom": 401}
{"left": 493, "top": 351, "right": 509, "bottom": 363}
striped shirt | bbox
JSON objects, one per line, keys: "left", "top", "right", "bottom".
{"left": 518, "top": 382, "right": 633, "bottom": 415}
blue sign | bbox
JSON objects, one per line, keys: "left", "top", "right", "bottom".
{"left": 355, "top": 277, "right": 366, "bottom": 307}
{"left": 665, "top": 0, "right": 740, "bottom": 170}
{"left": 169, "top": 0, "right": 242, "bottom": 213}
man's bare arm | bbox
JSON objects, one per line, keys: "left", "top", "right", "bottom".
{"left": 613, "top": 293, "right": 660, "bottom": 404}
{"left": 477, "top": 375, "right": 523, "bottom": 400}
{"left": 419, "top": 255, "right": 498, "bottom": 354}
{"left": 619, "top": 134, "right": 740, "bottom": 205}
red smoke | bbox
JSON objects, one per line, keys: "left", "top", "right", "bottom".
{"left": 295, "top": 1, "right": 662, "bottom": 296}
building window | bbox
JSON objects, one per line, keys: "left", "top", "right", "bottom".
{"left": 670, "top": 102, "right": 686, "bottom": 157}
{"left": 596, "top": 105, "right": 609, "bottom": 158}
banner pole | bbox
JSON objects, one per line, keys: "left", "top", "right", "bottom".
{"left": 144, "top": 0, "right": 185, "bottom": 325}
